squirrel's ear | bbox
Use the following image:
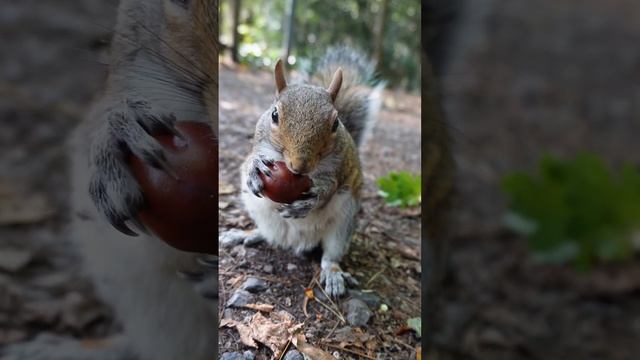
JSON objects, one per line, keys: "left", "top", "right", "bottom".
{"left": 274, "top": 59, "right": 287, "bottom": 94}
{"left": 327, "top": 67, "right": 343, "bottom": 102}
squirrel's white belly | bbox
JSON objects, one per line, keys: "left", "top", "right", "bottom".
{"left": 241, "top": 188, "right": 355, "bottom": 254}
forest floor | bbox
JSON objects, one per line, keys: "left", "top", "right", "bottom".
{"left": 217, "top": 62, "right": 422, "bottom": 359}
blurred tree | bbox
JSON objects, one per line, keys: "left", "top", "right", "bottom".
{"left": 230, "top": 0, "right": 242, "bottom": 62}
{"left": 220, "top": 0, "right": 420, "bottom": 91}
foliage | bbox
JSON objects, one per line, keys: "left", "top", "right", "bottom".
{"left": 377, "top": 171, "right": 421, "bottom": 208}
{"left": 502, "top": 153, "right": 640, "bottom": 270}
{"left": 220, "top": 0, "right": 421, "bottom": 91}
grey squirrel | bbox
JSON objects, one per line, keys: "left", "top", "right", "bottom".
{"left": 222, "top": 47, "right": 383, "bottom": 297}
{"left": 3, "top": 1, "right": 219, "bottom": 360}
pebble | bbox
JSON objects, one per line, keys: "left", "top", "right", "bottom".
{"left": 263, "top": 264, "right": 274, "bottom": 273}
{"left": 283, "top": 349, "right": 304, "bottom": 360}
{"left": 286, "top": 263, "right": 297, "bottom": 271}
{"left": 220, "top": 352, "right": 244, "bottom": 360}
{"left": 226, "top": 290, "right": 253, "bottom": 308}
{"left": 342, "top": 298, "right": 373, "bottom": 327}
{"left": 243, "top": 350, "right": 256, "bottom": 360}
{"left": 347, "top": 289, "right": 381, "bottom": 308}
{"left": 241, "top": 277, "right": 268, "bottom": 293}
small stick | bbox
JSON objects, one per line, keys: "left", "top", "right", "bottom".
{"left": 313, "top": 279, "right": 342, "bottom": 315}
{"left": 278, "top": 339, "right": 292, "bottom": 360}
{"left": 386, "top": 335, "right": 415, "bottom": 350}
{"left": 364, "top": 268, "right": 385, "bottom": 287}
{"left": 322, "top": 343, "right": 375, "bottom": 360}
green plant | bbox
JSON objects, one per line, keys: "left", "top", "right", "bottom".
{"left": 502, "top": 153, "right": 640, "bottom": 270}
{"left": 377, "top": 171, "right": 421, "bottom": 208}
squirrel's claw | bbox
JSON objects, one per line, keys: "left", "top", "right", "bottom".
{"left": 247, "top": 156, "right": 275, "bottom": 197}
{"left": 88, "top": 98, "right": 177, "bottom": 236}
{"left": 320, "top": 266, "right": 355, "bottom": 298}
{"left": 278, "top": 192, "right": 318, "bottom": 219}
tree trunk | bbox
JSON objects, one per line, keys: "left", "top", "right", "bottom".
{"left": 230, "top": 0, "right": 241, "bottom": 63}
{"left": 281, "top": 0, "right": 297, "bottom": 62}
{"left": 373, "top": 0, "right": 389, "bottom": 68}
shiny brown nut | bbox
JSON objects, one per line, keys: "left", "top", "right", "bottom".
{"left": 129, "top": 121, "right": 217, "bottom": 254}
{"left": 259, "top": 161, "right": 312, "bottom": 204}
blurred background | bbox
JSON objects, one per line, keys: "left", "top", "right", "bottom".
{"left": 216, "top": 0, "right": 423, "bottom": 358}
{"left": 427, "top": 0, "right": 640, "bottom": 359}
{"left": 0, "top": 0, "right": 118, "bottom": 347}
{"left": 219, "top": 0, "right": 420, "bottom": 91}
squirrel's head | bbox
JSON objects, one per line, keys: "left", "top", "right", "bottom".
{"left": 267, "top": 60, "right": 343, "bottom": 175}
{"left": 161, "top": 0, "right": 216, "bottom": 75}
{"left": 160, "top": 0, "right": 217, "bottom": 120}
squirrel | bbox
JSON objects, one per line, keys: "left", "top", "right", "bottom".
{"left": 3, "top": 1, "right": 219, "bottom": 360}
{"left": 221, "top": 47, "right": 383, "bottom": 298}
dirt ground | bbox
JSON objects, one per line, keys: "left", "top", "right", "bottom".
{"left": 217, "top": 64, "right": 422, "bottom": 359}
{"left": 433, "top": 0, "right": 640, "bottom": 359}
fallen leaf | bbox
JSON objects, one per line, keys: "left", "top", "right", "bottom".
{"left": 407, "top": 317, "right": 422, "bottom": 338}
{"left": 243, "top": 303, "right": 274, "bottom": 313}
{"left": 220, "top": 318, "right": 257, "bottom": 348}
{"left": 416, "top": 346, "right": 422, "bottom": 360}
{"left": 293, "top": 334, "right": 337, "bottom": 360}
{"left": 304, "top": 287, "right": 315, "bottom": 300}
{"left": 220, "top": 310, "right": 302, "bottom": 358}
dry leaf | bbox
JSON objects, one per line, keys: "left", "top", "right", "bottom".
{"left": 220, "top": 319, "right": 257, "bottom": 348}
{"left": 293, "top": 334, "right": 337, "bottom": 360}
{"left": 243, "top": 303, "right": 274, "bottom": 313}
{"left": 304, "top": 287, "right": 315, "bottom": 299}
{"left": 416, "top": 346, "right": 422, "bottom": 360}
{"left": 220, "top": 310, "right": 302, "bottom": 358}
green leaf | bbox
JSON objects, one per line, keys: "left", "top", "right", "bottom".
{"left": 407, "top": 317, "right": 422, "bottom": 338}
{"left": 501, "top": 152, "right": 640, "bottom": 270}
{"left": 377, "top": 171, "right": 421, "bottom": 208}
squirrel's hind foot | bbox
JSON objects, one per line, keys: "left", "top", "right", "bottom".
{"left": 320, "top": 263, "right": 359, "bottom": 298}
{"left": 219, "top": 229, "right": 265, "bottom": 248}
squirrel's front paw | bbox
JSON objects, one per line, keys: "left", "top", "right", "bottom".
{"left": 246, "top": 155, "right": 274, "bottom": 197}
{"left": 278, "top": 191, "right": 318, "bottom": 219}
{"left": 89, "top": 99, "right": 178, "bottom": 235}
{"left": 320, "top": 264, "right": 359, "bottom": 298}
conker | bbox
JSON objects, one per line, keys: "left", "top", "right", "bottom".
{"left": 259, "top": 161, "right": 312, "bottom": 204}
{"left": 129, "top": 121, "right": 217, "bottom": 254}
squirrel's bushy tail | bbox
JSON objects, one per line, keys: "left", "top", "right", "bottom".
{"left": 314, "top": 46, "right": 383, "bottom": 147}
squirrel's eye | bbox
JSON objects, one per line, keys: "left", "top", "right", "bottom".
{"left": 271, "top": 109, "right": 279, "bottom": 125}
{"left": 331, "top": 118, "right": 339, "bottom": 132}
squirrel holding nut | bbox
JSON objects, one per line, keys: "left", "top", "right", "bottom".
{"left": 3, "top": 1, "right": 219, "bottom": 360}
{"left": 222, "top": 47, "right": 383, "bottom": 298}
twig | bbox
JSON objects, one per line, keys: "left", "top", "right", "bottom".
{"left": 313, "top": 279, "right": 342, "bottom": 316}
{"left": 386, "top": 335, "right": 415, "bottom": 350}
{"left": 321, "top": 321, "right": 340, "bottom": 343}
{"left": 322, "top": 343, "right": 376, "bottom": 360}
{"left": 303, "top": 271, "right": 321, "bottom": 318}
{"left": 364, "top": 268, "right": 385, "bottom": 287}
{"left": 314, "top": 297, "right": 346, "bottom": 324}
{"left": 278, "top": 339, "right": 292, "bottom": 360}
